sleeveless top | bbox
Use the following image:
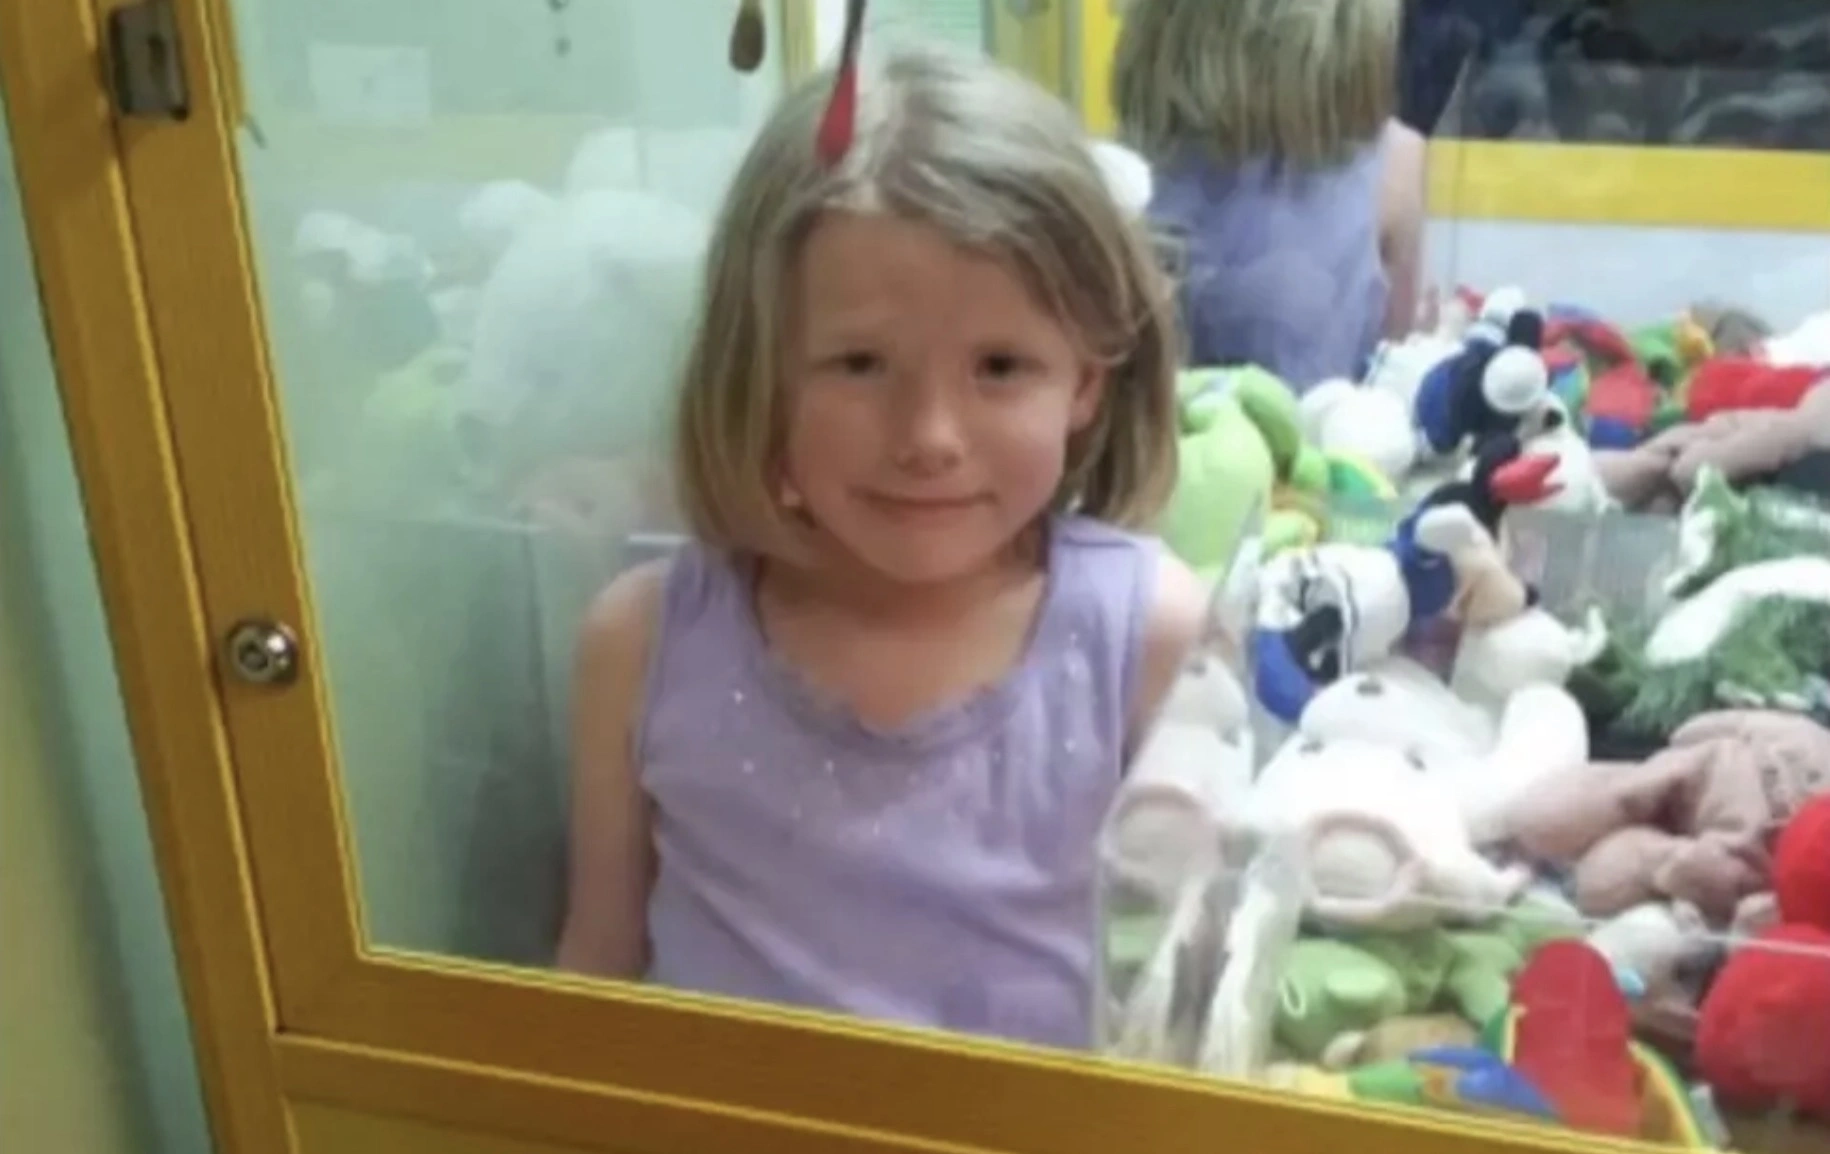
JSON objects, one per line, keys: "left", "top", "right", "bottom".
{"left": 1148, "top": 141, "right": 1389, "bottom": 392}
{"left": 637, "top": 518, "right": 1158, "bottom": 1049}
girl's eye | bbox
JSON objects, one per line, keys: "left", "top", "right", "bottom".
{"left": 834, "top": 351, "right": 884, "bottom": 375}
{"left": 978, "top": 352, "right": 1030, "bottom": 380}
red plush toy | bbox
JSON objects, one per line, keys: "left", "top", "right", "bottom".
{"left": 1686, "top": 359, "right": 1827, "bottom": 422}
{"left": 1694, "top": 794, "right": 1830, "bottom": 1120}
{"left": 1695, "top": 925, "right": 1830, "bottom": 1121}
{"left": 1776, "top": 793, "right": 1830, "bottom": 934}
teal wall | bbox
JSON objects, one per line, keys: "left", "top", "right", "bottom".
{"left": 0, "top": 84, "right": 214, "bottom": 1154}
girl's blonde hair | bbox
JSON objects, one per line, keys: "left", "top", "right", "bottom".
{"left": 673, "top": 45, "right": 1181, "bottom": 560}
{"left": 1112, "top": 0, "right": 1400, "bottom": 166}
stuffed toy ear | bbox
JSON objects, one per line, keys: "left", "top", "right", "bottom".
{"left": 1506, "top": 308, "right": 1545, "bottom": 350}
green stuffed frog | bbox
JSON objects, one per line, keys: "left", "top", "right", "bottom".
{"left": 1274, "top": 898, "right": 1583, "bottom": 1067}
{"left": 1162, "top": 367, "right": 1399, "bottom": 583}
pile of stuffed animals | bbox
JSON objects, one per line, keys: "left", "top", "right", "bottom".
{"left": 1101, "top": 287, "right": 1830, "bottom": 1150}
{"left": 1167, "top": 286, "right": 1830, "bottom": 576}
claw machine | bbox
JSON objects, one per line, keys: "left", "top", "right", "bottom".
{"left": 2, "top": 0, "right": 1826, "bottom": 1153}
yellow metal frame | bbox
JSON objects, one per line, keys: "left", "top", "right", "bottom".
{"left": 0, "top": 2, "right": 1775, "bottom": 1154}
{"left": 1429, "top": 139, "right": 1830, "bottom": 231}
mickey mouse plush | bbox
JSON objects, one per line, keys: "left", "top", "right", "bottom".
{"left": 1414, "top": 290, "right": 1552, "bottom": 458}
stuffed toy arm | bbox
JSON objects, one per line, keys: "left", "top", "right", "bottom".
{"left": 1505, "top": 747, "right": 1705, "bottom": 862}
{"left": 1561, "top": 827, "right": 1754, "bottom": 920}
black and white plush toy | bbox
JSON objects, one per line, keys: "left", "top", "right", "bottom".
{"left": 1412, "top": 288, "right": 1551, "bottom": 458}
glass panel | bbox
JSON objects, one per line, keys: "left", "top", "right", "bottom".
{"left": 232, "top": 0, "right": 775, "bottom": 968}
{"left": 228, "top": 0, "right": 1156, "bottom": 1021}
{"left": 220, "top": 0, "right": 1830, "bottom": 1147}
{"left": 1430, "top": 61, "right": 1830, "bottom": 352}
{"left": 0, "top": 84, "right": 213, "bottom": 1154}
{"left": 1066, "top": 5, "right": 1830, "bottom": 1152}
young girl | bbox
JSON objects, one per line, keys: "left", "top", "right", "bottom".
{"left": 554, "top": 43, "right": 1209, "bottom": 1051}
{"left": 1112, "top": 0, "right": 1427, "bottom": 391}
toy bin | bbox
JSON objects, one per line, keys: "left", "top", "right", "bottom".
{"left": 1101, "top": 481, "right": 1830, "bottom": 1151}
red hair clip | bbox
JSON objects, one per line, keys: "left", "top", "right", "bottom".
{"left": 816, "top": 0, "right": 868, "bottom": 165}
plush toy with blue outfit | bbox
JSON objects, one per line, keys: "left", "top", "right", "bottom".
{"left": 1414, "top": 291, "right": 1553, "bottom": 458}
{"left": 1250, "top": 435, "right": 1563, "bottom": 725}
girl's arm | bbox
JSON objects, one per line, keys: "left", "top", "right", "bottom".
{"left": 555, "top": 561, "right": 667, "bottom": 979}
{"left": 1378, "top": 119, "right": 1428, "bottom": 339}
{"left": 1128, "top": 548, "right": 1211, "bottom": 747}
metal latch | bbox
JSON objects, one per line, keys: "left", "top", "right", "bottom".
{"left": 223, "top": 619, "right": 301, "bottom": 687}
{"left": 106, "top": 0, "right": 190, "bottom": 120}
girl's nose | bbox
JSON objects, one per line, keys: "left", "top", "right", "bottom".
{"left": 890, "top": 385, "right": 965, "bottom": 473}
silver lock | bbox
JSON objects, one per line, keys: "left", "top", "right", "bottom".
{"left": 224, "top": 619, "right": 301, "bottom": 687}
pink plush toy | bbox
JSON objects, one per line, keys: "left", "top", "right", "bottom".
{"left": 1501, "top": 711, "right": 1830, "bottom": 923}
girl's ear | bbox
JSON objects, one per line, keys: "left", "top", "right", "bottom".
{"left": 1071, "top": 363, "right": 1108, "bottom": 430}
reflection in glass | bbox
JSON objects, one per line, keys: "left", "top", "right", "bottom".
{"left": 232, "top": 1, "right": 779, "bottom": 965}
{"left": 1111, "top": 0, "right": 1422, "bottom": 391}
{"left": 1405, "top": 0, "right": 1830, "bottom": 148}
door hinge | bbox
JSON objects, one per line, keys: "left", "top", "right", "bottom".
{"left": 106, "top": 0, "right": 190, "bottom": 120}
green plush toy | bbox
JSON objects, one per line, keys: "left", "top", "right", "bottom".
{"left": 1572, "top": 467, "right": 1830, "bottom": 739}
{"left": 1273, "top": 899, "right": 1584, "bottom": 1065}
{"left": 1161, "top": 368, "right": 1400, "bottom": 582}
{"left": 1274, "top": 938, "right": 1410, "bottom": 1062}
{"left": 1161, "top": 369, "right": 1279, "bottom": 582}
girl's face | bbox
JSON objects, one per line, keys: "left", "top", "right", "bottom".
{"left": 782, "top": 213, "right": 1105, "bottom": 584}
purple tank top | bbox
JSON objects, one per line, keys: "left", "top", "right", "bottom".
{"left": 1149, "top": 142, "right": 1389, "bottom": 391}
{"left": 638, "top": 517, "right": 1158, "bottom": 1049}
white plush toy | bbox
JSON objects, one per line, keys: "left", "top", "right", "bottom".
{"left": 1090, "top": 140, "right": 1154, "bottom": 220}
{"left": 1300, "top": 330, "right": 1457, "bottom": 485}
{"left": 1296, "top": 295, "right": 1488, "bottom": 486}
{"left": 1100, "top": 650, "right": 1267, "bottom": 1069}
{"left": 1514, "top": 394, "right": 1613, "bottom": 515}
{"left": 1450, "top": 601, "right": 1608, "bottom": 716}
{"left": 1587, "top": 900, "right": 1716, "bottom": 1002}
{"left": 458, "top": 180, "right": 558, "bottom": 267}
{"left": 1761, "top": 309, "right": 1830, "bottom": 367}
{"left": 1249, "top": 734, "right": 1532, "bottom": 931}
{"left": 1298, "top": 373, "right": 1422, "bottom": 483}
{"left": 1103, "top": 651, "right": 1253, "bottom": 895}
{"left": 1296, "top": 666, "right": 1590, "bottom": 849}
{"left": 1299, "top": 659, "right": 1495, "bottom": 762}
{"left": 462, "top": 187, "right": 708, "bottom": 434}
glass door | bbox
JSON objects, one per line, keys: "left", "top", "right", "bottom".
{"left": 4, "top": 0, "right": 1675, "bottom": 1152}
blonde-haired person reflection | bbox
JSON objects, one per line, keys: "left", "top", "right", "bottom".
{"left": 555, "top": 42, "right": 1208, "bottom": 1049}
{"left": 1113, "top": 0, "right": 1426, "bottom": 391}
